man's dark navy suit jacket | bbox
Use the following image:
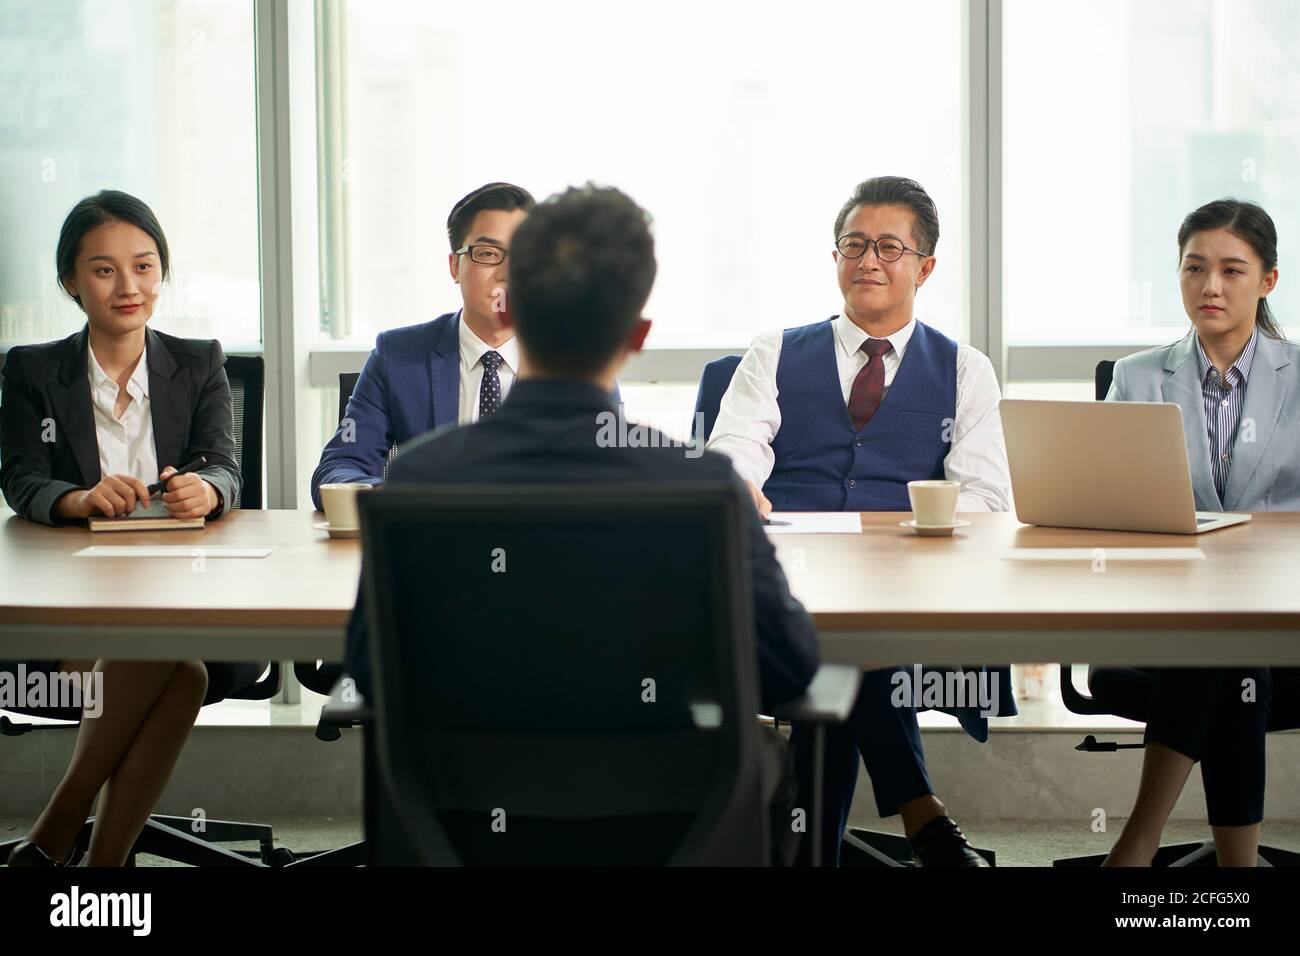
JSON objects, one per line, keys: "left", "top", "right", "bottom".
{"left": 343, "top": 378, "right": 819, "bottom": 714}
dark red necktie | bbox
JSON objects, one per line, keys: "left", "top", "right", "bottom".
{"left": 848, "top": 338, "right": 893, "bottom": 432}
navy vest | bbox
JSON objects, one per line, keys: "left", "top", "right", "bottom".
{"left": 765, "top": 318, "right": 958, "bottom": 512}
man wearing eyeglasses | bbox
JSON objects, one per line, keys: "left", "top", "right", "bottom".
{"left": 706, "top": 176, "right": 1014, "bottom": 866}
{"left": 311, "top": 182, "right": 535, "bottom": 508}
{"left": 708, "top": 175, "right": 1010, "bottom": 517}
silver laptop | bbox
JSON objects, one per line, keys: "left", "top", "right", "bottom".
{"left": 999, "top": 399, "right": 1251, "bottom": 535}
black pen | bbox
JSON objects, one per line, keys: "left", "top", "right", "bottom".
{"left": 146, "top": 456, "right": 208, "bottom": 496}
{"left": 762, "top": 517, "right": 792, "bottom": 526}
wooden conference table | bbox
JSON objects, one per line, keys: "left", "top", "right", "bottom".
{"left": 2, "top": 507, "right": 1299, "bottom": 667}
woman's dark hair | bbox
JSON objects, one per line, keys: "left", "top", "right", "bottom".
{"left": 834, "top": 176, "right": 939, "bottom": 255}
{"left": 56, "top": 190, "right": 170, "bottom": 308}
{"left": 508, "top": 184, "right": 656, "bottom": 377}
{"left": 1178, "top": 198, "right": 1284, "bottom": 340}
{"left": 446, "top": 182, "right": 535, "bottom": 252}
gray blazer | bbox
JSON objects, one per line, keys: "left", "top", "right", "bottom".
{"left": 1107, "top": 331, "right": 1300, "bottom": 512}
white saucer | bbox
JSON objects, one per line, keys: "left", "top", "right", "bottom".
{"left": 313, "top": 520, "right": 360, "bottom": 540}
{"left": 899, "top": 519, "right": 970, "bottom": 537}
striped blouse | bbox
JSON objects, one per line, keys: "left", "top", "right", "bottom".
{"left": 1193, "top": 328, "right": 1258, "bottom": 504}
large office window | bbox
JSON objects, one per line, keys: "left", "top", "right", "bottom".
{"left": 322, "top": 0, "right": 968, "bottom": 351}
{"left": 1004, "top": 0, "right": 1300, "bottom": 347}
{"left": 0, "top": 0, "right": 260, "bottom": 348}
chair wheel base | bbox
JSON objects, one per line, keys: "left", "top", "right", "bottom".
{"left": 1055, "top": 840, "right": 1300, "bottom": 867}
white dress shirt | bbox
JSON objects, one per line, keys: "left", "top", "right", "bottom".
{"left": 705, "top": 315, "right": 1012, "bottom": 511}
{"left": 88, "top": 346, "right": 158, "bottom": 484}
{"left": 457, "top": 313, "right": 519, "bottom": 425}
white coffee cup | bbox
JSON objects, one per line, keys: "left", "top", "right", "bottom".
{"left": 319, "top": 483, "right": 372, "bottom": 531}
{"left": 907, "top": 479, "right": 960, "bottom": 527}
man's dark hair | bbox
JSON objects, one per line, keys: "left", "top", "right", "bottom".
{"left": 508, "top": 184, "right": 656, "bottom": 378}
{"left": 446, "top": 182, "right": 535, "bottom": 252}
{"left": 56, "top": 190, "right": 170, "bottom": 308}
{"left": 833, "top": 176, "right": 939, "bottom": 256}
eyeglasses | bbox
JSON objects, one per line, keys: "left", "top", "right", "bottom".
{"left": 835, "top": 235, "right": 927, "bottom": 262}
{"left": 454, "top": 244, "right": 508, "bottom": 265}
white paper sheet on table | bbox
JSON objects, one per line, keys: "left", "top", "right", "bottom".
{"left": 762, "top": 512, "right": 863, "bottom": 535}
{"left": 74, "top": 546, "right": 276, "bottom": 559}
{"left": 1003, "top": 548, "right": 1204, "bottom": 562}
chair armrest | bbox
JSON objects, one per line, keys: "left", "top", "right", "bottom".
{"left": 226, "top": 662, "right": 282, "bottom": 701}
{"left": 770, "top": 663, "right": 861, "bottom": 724}
{"left": 322, "top": 677, "right": 372, "bottom": 725}
{"left": 1058, "top": 663, "right": 1110, "bottom": 716}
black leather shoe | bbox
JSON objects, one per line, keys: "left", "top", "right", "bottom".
{"left": 908, "top": 816, "right": 989, "bottom": 867}
{"left": 6, "top": 839, "right": 73, "bottom": 867}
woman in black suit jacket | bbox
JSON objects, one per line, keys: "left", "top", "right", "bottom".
{"left": 0, "top": 190, "right": 263, "bottom": 866}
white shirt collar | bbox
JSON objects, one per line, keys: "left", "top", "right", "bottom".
{"left": 833, "top": 314, "right": 916, "bottom": 360}
{"left": 87, "top": 343, "right": 150, "bottom": 402}
{"left": 457, "top": 310, "right": 519, "bottom": 372}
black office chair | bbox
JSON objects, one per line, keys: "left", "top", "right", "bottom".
{"left": 357, "top": 482, "right": 858, "bottom": 865}
{"left": 338, "top": 372, "right": 398, "bottom": 478}
{"left": 291, "top": 372, "right": 395, "bottom": 742}
{"left": 221, "top": 354, "right": 279, "bottom": 705}
{"left": 242, "top": 370, "right": 393, "bottom": 865}
{"left": 1054, "top": 360, "right": 1300, "bottom": 866}
{"left": 297, "top": 368, "right": 402, "bottom": 734}
{"left": 1095, "top": 359, "right": 1116, "bottom": 401}
{"left": 691, "top": 355, "right": 743, "bottom": 443}
{"left": 223, "top": 354, "right": 279, "bottom": 699}
{"left": 224, "top": 354, "right": 265, "bottom": 510}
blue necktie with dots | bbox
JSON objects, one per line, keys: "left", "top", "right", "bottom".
{"left": 479, "top": 350, "right": 504, "bottom": 420}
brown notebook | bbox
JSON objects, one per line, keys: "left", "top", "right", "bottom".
{"left": 89, "top": 516, "right": 205, "bottom": 532}
{"left": 88, "top": 500, "right": 204, "bottom": 532}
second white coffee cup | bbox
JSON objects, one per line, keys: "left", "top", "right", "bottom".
{"left": 319, "top": 482, "right": 373, "bottom": 531}
{"left": 907, "top": 479, "right": 960, "bottom": 526}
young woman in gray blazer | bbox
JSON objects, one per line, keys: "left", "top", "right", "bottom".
{"left": 1097, "top": 199, "right": 1300, "bottom": 866}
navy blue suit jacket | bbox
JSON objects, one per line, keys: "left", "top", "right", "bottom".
{"left": 311, "top": 312, "right": 462, "bottom": 510}
{"left": 311, "top": 311, "right": 629, "bottom": 509}
{"left": 343, "top": 378, "right": 820, "bottom": 714}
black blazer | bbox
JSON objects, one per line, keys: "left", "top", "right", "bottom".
{"left": 0, "top": 326, "right": 241, "bottom": 525}
{"left": 344, "top": 378, "right": 820, "bottom": 713}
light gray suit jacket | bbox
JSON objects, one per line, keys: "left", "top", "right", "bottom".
{"left": 1106, "top": 331, "right": 1300, "bottom": 512}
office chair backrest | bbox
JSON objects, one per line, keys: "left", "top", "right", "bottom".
{"left": 294, "top": 659, "right": 342, "bottom": 696}
{"left": 338, "top": 372, "right": 397, "bottom": 478}
{"left": 691, "top": 355, "right": 743, "bottom": 442}
{"left": 1057, "top": 358, "right": 1132, "bottom": 713}
{"left": 359, "top": 482, "right": 767, "bottom": 866}
{"left": 1095, "top": 360, "right": 1116, "bottom": 402}
{"left": 1065, "top": 353, "right": 1124, "bottom": 710}
{"left": 338, "top": 372, "right": 360, "bottom": 425}
{"left": 223, "top": 355, "right": 265, "bottom": 510}
{"left": 291, "top": 367, "right": 385, "bottom": 700}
